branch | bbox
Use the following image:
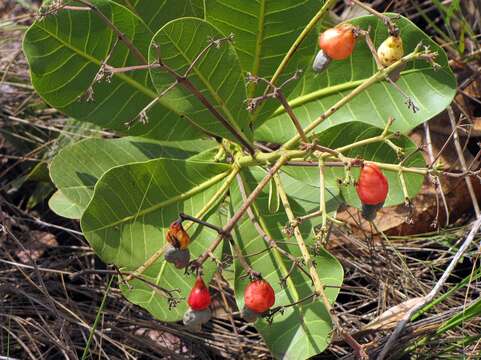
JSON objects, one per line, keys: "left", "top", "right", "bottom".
{"left": 235, "top": 174, "right": 313, "bottom": 282}
{"left": 191, "top": 155, "right": 290, "bottom": 269}
{"left": 377, "top": 216, "right": 481, "bottom": 360}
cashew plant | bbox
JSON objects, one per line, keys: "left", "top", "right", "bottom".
{"left": 23, "top": 0, "right": 455, "bottom": 358}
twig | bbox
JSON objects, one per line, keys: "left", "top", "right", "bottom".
{"left": 356, "top": 27, "right": 419, "bottom": 113}
{"left": 292, "top": 210, "right": 345, "bottom": 228}
{"left": 348, "top": 0, "right": 399, "bottom": 36}
{"left": 179, "top": 209, "right": 260, "bottom": 278}
{"left": 377, "top": 216, "right": 481, "bottom": 360}
{"left": 274, "top": 174, "right": 368, "bottom": 360}
{"left": 181, "top": 213, "right": 259, "bottom": 278}
{"left": 254, "top": 0, "right": 337, "bottom": 114}
{"left": 70, "top": 268, "right": 181, "bottom": 304}
{"left": 266, "top": 293, "right": 318, "bottom": 319}
{"left": 179, "top": 213, "right": 224, "bottom": 234}
{"left": 77, "top": 8, "right": 252, "bottom": 153}
{"left": 151, "top": 39, "right": 256, "bottom": 155}
{"left": 447, "top": 107, "right": 480, "bottom": 217}
{"left": 229, "top": 238, "right": 261, "bottom": 279}
{"left": 75, "top": 0, "right": 147, "bottom": 64}
{"left": 423, "top": 122, "right": 450, "bottom": 227}
{"left": 398, "top": 169, "right": 411, "bottom": 207}
{"left": 301, "top": 142, "right": 340, "bottom": 157}
{"left": 246, "top": 71, "right": 306, "bottom": 142}
{"left": 317, "top": 158, "right": 328, "bottom": 243}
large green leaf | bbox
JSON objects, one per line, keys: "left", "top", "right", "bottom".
{"left": 205, "top": 0, "right": 322, "bottom": 122}
{"left": 149, "top": 18, "right": 252, "bottom": 143}
{"left": 112, "top": 0, "right": 203, "bottom": 32}
{"left": 81, "top": 159, "right": 232, "bottom": 320}
{"left": 23, "top": 0, "right": 203, "bottom": 140}
{"left": 256, "top": 15, "right": 456, "bottom": 143}
{"left": 230, "top": 169, "right": 343, "bottom": 359}
{"left": 284, "top": 122, "right": 426, "bottom": 208}
{"left": 49, "top": 136, "right": 215, "bottom": 218}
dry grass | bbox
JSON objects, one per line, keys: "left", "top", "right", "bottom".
{"left": 1, "top": 0, "right": 481, "bottom": 359}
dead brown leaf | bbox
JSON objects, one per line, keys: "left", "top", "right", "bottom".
{"left": 16, "top": 230, "right": 58, "bottom": 263}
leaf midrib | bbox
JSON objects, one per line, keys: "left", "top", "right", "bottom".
{"left": 35, "top": 23, "right": 178, "bottom": 113}
{"left": 82, "top": 167, "right": 230, "bottom": 233}
{"left": 248, "top": 0, "right": 265, "bottom": 99}
{"left": 270, "top": 67, "right": 445, "bottom": 118}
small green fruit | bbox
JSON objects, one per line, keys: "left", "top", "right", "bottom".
{"left": 377, "top": 36, "right": 404, "bottom": 67}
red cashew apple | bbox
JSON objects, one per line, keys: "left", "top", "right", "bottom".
{"left": 313, "top": 24, "right": 356, "bottom": 72}
{"left": 355, "top": 163, "right": 389, "bottom": 220}
{"left": 244, "top": 279, "right": 275, "bottom": 314}
{"left": 187, "top": 276, "right": 211, "bottom": 311}
{"left": 318, "top": 24, "right": 357, "bottom": 60}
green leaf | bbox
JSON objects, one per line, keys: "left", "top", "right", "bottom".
{"left": 284, "top": 122, "right": 425, "bottom": 208}
{"left": 50, "top": 136, "right": 214, "bottom": 218}
{"left": 112, "top": 0, "right": 203, "bottom": 33}
{"left": 256, "top": 14, "right": 456, "bottom": 143}
{"left": 267, "top": 178, "right": 280, "bottom": 213}
{"left": 149, "top": 18, "right": 252, "bottom": 144}
{"left": 49, "top": 190, "right": 84, "bottom": 219}
{"left": 81, "top": 158, "right": 232, "bottom": 320}
{"left": 26, "top": 162, "right": 50, "bottom": 182}
{"left": 23, "top": 0, "right": 202, "bottom": 140}
{"left": 231, "top": 169, "right": 343, "bottom": 359}
{"left": 205, "top": 0, "right": 321, "bottom": 122}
